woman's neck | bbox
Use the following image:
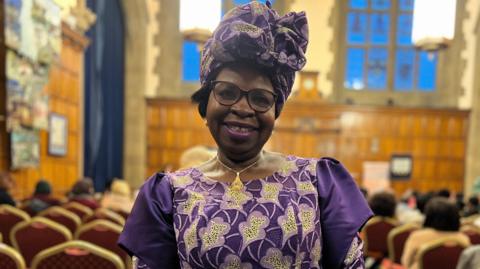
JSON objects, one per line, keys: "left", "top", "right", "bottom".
{"left": 217, "top": 150, "right": 264, "bottom": 171}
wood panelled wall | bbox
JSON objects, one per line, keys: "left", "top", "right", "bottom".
{"left": 0, "top": 24, "right": 89, "bottom": 199}
{"left": 147, "top": 98, "right": 469, "bottom": 196}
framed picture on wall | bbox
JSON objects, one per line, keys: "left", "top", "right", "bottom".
{"left": 390, "top": 154, "right": 413, "bottom": 180}
{"left": 48, "top": 113, "right": 68, "bottom": 156}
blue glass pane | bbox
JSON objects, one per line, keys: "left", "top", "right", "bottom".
{"left": 417, "top": 51, "right": 437, "bottom": 91}
{"left": 370, "top": 13, "right": 389, "bottom": 44}
{"left": 397, "top": 14, "right": 413, "bottom": 45}
{"left": 182, "top": 41, "right": 200, "bottom": 82}
{"left": 399, "top": 0, "right": 414, "bottom": 11}
{"left": 367, "top": 48, "right": 388, "bottom": 89}
{"left": 394, "top": 49, "right": 415, "bottom": 91}
{"left": 347, "top": 12, "right": 367, "bottom": 44}
{"left": 371, "top": 0, "right": 390, "bottom": 10}
{"left": 233, "top": 0, "right": 274, "bottom": 5}
{"left": 345, "top": 48, "right": 365, "bottom": 90}
{"left": 349, "top": 0, "right": 367, "bottom": 9}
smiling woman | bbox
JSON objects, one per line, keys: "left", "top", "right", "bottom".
{"left": 119, "top": 1, "right": 373, "bottom": 269}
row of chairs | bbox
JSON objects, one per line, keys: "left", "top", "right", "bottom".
{"left": 1, "top": 205, "right": 129, "bottom": 268}
{"left": 1, "top": 240, "right": 125, "bottom": 269}
{"left": 1, "top": 203, "right": 126, "bottom": 245}
{"left": 364, "top": 217, "right": 478, "bottom": 269}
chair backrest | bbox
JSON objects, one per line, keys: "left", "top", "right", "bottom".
{"left": 0, "top": 243, "right": 26, "bottom": 269}
{"left": 418, "top": 237, "right": 470, "bottom": 269}
{"left": 364, "top": 216, "right": 397, "bottom": 258}
{"left": 30, "top": 240, "right": 125, "bottom": 269}
{"left": 38, "top": 206, "right": 81, "bottom": 234}
{"left": 10, "top": 217, "right": 72, "bottom": 267}
{"left": 388, "top": 223, "right": 419, "bottom": 263}
{"left": 461, "top": 225, "right": 480, "bottom": 245}
{"left": 0, "top": 205, "right": 30, "bottom": 246}
{"left": 110, "top": 209, "right": 129, "bottom": 221}
{"left": 62, "top": 202, "right": 93, "bottom": 220}
{"left": 75, "top": 219, "right": 130, "bottom": 267}
{"left": 82, "top": 208, "right": 125, "bottom": 226}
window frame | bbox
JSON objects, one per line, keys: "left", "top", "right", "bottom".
{"left": 332, "top": 0, "right": 466, "bottom": 107}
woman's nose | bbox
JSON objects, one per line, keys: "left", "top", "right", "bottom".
{"left": 231, "top": 95, "right": 254, "bottom": 116}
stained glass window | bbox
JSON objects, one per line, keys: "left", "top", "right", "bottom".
{"left": 182, "top": 41, "right": 201, "bottom": 82}
{"left": 344, "top": 0, "right": 437, "bottom": 92}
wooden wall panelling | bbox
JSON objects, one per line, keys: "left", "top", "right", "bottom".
{"left": 146, "top": 99, "right": 469, "bottom": 196}
{"left": 0, "top": 24, "right": 89, "bottom": 199}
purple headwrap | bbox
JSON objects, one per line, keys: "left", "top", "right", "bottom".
{"left": 196, "top": 0, "right": 309, "bottom": 116}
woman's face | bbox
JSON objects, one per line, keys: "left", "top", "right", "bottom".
{"left": 205, "top": 64, "right": 276, "bottom": 162}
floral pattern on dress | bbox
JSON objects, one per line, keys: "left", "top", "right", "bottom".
{"left": 168, "top": 155, "right": 363, "bottom": 268}
{"left": 199, "top": 217, "right": 231, "bottom": 254}
{"left": 239, "top": 211, "right": 270, "bottom": 252}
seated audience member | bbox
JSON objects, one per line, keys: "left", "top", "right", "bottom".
{"left": 68, "top": 178, "right": 99, "bottom": 210}
{"left": 401, "top": 197, "right": 470, "bottom": 269}
{"left": 179, "top": 145, "right": 216, "bottom": 169}
{"left": 0, "top": 172, "right": 15, "bottom": 206}
{"left": 437, "top": 188, "right": 451, "bottom": 199}
{"left": 369, "top": 191, "right": 397, "bottom": 218}
{"left": 457, "top": 245, "right": 480, "bottom": 269}
{"left": 23, "top": 179, "right": 60, "bottom": 215}
{"left": 397, "top": 190, "right": 424, "bottom": 225}
{"left": 100, "top": 179, "right": 134, "bottom": 214}
{"left": 462, "top": 196, "right": 479, "bottom": 217}
{"left": 456, "top": 192, "right": 465, "bottom": 212}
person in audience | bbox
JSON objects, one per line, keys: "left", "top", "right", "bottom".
{"left": 462, "top": 196, "right": 479, "bottom": 217}
{"left": 179, "top": 145, "right": 216, "bottom": 169}
{"left": 456, "top": 192, "right": 465, "bottom": 213}
{"left": 457, "top": 245, "right": 480, "bottom": 269}
{"left": 437, "top": 188, "right": 451, "bottom": 199}
{"left": 369, "top": 191, "right": 397, "bottom": 218}
{"left": 397, "top": 189, "right": 424, "bottom": 224}
{"left": 0, "top": 172, "right": 15, "bottom": 206}
{"left": 101, "top": 179, "right": 134, "bottom": 214}
{"left": 68, "top": 178, "right": 99, "bottom": 210}
{"left": 401, "top": 197, "right": 470, "bottom": 269}
{"left": 22, "top": 179, "right": 60, "bottom": 215}
{"left": 119, "top": 2, "right": 373, "bottom": 268}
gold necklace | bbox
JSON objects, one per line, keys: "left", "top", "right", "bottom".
{"left": 216, "top": 154, "right": 261, "bottom": 191}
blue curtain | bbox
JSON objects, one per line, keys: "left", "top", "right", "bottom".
{"left": 84, "top": 0, "right": 125, "bottom": 192}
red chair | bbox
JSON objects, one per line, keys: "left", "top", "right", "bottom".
{"left": 82, "top": 208, "right": 125, "bottom": 226}
{"left": 75, "top": 220, "right": 130, "bottom": 268}
{"left": 363, "top": 217, "right": 398, "bottom": 259}
{"left": 388, "top": 223, "right": 420, "bottom": 263}
{"left": 62, "top": 202, "right": 93, "bottom": 220}
{"left": 10, "top": 217, "right": 72, "bottom": 267}
{"left": 0, "top": 205, "right": 30, "bottom": 246}
{"left": 30, "top": 240, "right": 124, "bottom": 269}
{"left": 418, "top": 237, "right": 470, "bottom": 269}
{"left": 461, "top": 225, "right": 480, "bottom": 245}
{"left": 0, "top": 242, "right": 26, "bottom": 269}
{"left": 38, "top": 206, "right": 81, "bottom": 235}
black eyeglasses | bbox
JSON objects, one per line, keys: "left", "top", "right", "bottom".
{"left": 210, "top": 81, "right": 277, "bottom": 113}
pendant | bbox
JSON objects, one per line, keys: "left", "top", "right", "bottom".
{"left": 230, "top": 173, "right": 244, "bottom": 191}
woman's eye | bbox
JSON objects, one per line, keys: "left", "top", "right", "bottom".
{"left": 218, "top": 88, "right": 238, "bottom": 100}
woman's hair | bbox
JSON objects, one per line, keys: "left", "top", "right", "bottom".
{"left": 110, "top": 179, "right": 131, "bottom": 197}
{"left": 423, "top": 197, "right": 460, "bottom": 231}
{"left": 368, "top": 191, "right": 397, "bottom": 218}
{"left": 34, "top": 179, "right": 51, "bottom": 195}
{"left": 70, "top": 179, "right": 94, "bottom": 196}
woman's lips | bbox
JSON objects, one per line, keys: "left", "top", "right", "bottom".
{"left": 223, "top": 124, "right": 256, "bottom": 140}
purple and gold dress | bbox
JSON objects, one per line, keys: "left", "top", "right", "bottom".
{"left": 119, "top": 156, "right": 372, "bottom": 268}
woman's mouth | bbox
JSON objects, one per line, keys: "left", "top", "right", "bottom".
{"left": 223, "top": 123, "right": 257, "bottom": 140}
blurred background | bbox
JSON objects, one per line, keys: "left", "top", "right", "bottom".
{"left": 0, "top": 0, "right": 478, "bottom": 202}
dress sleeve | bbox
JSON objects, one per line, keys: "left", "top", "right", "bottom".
{"left": 316, "top": 157, "right": 373, "bottom": 269}
{"left": 118, "top": 173, "right": 180, "bottom": 269}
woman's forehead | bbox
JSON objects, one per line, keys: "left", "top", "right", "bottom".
{"left": 215, "top": 65, "right": 273, "bottom": 91}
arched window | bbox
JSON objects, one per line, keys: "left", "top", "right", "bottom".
{"left": 343, "top": 0, "right": 437, "bottom": 92}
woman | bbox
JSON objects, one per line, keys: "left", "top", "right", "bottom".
{"left": 68, "top": 178, "right": 100, "bottom": 210}
{"left": 22, "top": 179, "right": 60, "bottom": 215}
{"left": 101, "top": 179, "right": 134, "bottom": 214}
{"left": 401, "top": 197, "right": 470, "bottom": 269}
{"left": 119, "top": 2, "right": 372, "bottom": 268}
